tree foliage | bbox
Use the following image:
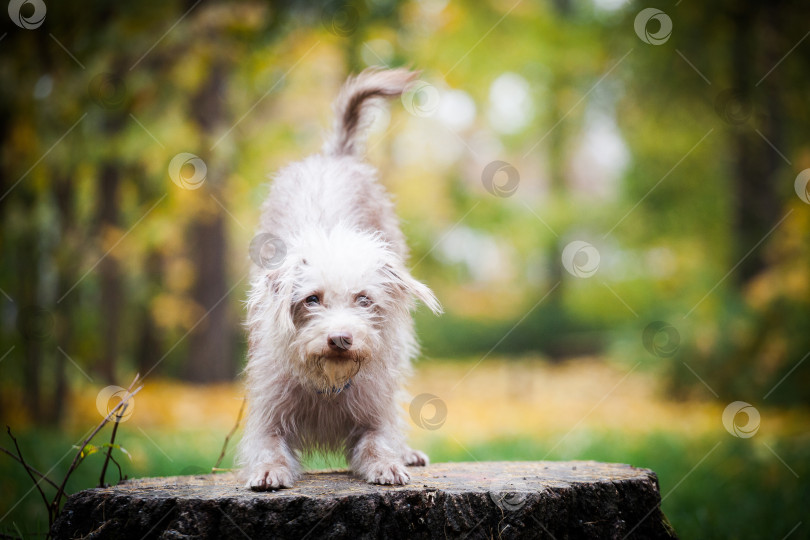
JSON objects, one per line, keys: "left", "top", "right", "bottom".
{"left": 1, "top": 0, "right": 809, "bottom": 430}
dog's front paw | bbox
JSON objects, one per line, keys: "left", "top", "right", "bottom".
{"left": 403, "top": 448, "right": 429, "bottom": 467}
{"left": 246, "top": 464, "right": 295, "bottom": 491}
{"left": 366, "top": 461, "right": 411, "bottom": 485}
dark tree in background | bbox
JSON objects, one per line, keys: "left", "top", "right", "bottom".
{"left": 728, "top": 1, "right": 787, "bottom": 284}
{"left": 185, "top": 58, "right": 235, "bottom": 383}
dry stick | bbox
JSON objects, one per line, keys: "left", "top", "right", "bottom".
{"left": 98, "top": 402, "right": 127, "bottom": 487}
{"left": 50, "top": 374, "right": 143, "bottom": 517}
{"left": 108, "top": 451, "right": 124, "bottom": 483}
{"left": 212, "top": 396, "right": 246, "bottom": 472}
{"left": 6, "top": 426, "right": 53, "bottom": 524}
{"left": 50, "top": 382, "right": 142, "bottom": 512}
{"left": 0, "top": 444, "right": 59, "bottom": 490}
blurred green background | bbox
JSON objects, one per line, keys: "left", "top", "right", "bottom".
{"left": 1, "top": 0, "right": 809, "bottom": 538}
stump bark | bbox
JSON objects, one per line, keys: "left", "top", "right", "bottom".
{"left": 51, "top": 461, "right": 677, "bottom": 539}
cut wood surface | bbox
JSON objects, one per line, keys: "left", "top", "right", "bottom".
{"left": 51, "top": 461, "right": 678, "bottom": 539}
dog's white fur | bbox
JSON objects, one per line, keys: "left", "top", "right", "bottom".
{"left": 237, "top": 68, "right": 441, "bottom": 489}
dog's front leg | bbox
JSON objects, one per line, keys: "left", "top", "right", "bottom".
{"left": 349, "top": 428, "right": 411, "bottom": 485}
{"left": 243, "top": 432, "right": 299, "bottom": 491}
{"left": 402, "top": 446, "right": 429, "bottom": 466}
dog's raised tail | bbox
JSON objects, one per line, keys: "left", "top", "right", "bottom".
{"left": 323, "top": 67, "right": 419, "bottom": 157}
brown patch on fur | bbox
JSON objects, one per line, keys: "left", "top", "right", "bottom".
{"left": 338, "top": 89, "right": 380, "bottom": 154}
{"left": 325, "top": 67, "right": 419, "bottom": 157}
{"left": 313, "top": 354, "right": 362, "bottom": 391}
{"left": 291, "top": 300, "right": 310, "bottom": 328}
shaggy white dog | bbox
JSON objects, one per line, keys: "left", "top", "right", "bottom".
{"left": 237, "top": 68, "right": 441, "bottom": 489}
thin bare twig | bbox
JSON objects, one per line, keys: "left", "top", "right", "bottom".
{"left": 108, "top": 451, "right": 124, "bottom": 483}
{"left": 98, "top": 402, "right": 127, "bottom": 487}
{"left": 0, "top": 444, "right": 59, "bottom": 489}
{"left": 213, "top": 397, "right": 246, "bottom": 471}
{"left": 51, "top": 374, "right": 142, "bottom": 515}
{"left": 6, "top": 426, "right": 53, "bottom": 524}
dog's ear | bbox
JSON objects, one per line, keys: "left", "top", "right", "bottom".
{"left": 381, "top": 263, "right": 442, "bottom": 315}
{"left": 263, "top": 264, "right": 296, "bottom": 334}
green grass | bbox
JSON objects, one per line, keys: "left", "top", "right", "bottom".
{"left": 1, "top": 428, "right": 807, "bottom": 539}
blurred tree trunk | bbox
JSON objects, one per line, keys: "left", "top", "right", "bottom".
{"left": 0, "top": 108, "right": 11, "bottom": 215}
{"left": 185, "top": 59, "right": 235, "bottom": 382}
{"left": 136, "top": 250, "right": 163, "bottom": 376}
{"left": 51, "top": 171, "right": 79, "bottom": 425}
{"left": 729, "top": 3, "right": 783, "bottom": 284}
{"left": 18, "top": 204, "right": 43, "bottom": 422}
{"left": 0, "top": 107, "right": 9, "bottom": 423}
{"left": 96, "top": 161, "right": 123, "bottom": 383}
{"left": 14, "top": 6, "right": 54, "bottom": 423}
{"left": 186, "top": 215, "right": 232, "bottom": 381}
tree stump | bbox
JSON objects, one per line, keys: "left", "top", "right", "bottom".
{"left": 51, "top": 461, "right": 677, "bottom": 539}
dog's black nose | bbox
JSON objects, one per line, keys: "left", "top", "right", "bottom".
{"left": 328, "top": 332, "right": 353, "bottom": 351}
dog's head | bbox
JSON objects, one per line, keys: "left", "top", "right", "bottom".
{"left": 258, "top": 224, "right": 440, "bottom": 393}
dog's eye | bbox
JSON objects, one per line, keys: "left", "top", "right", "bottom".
{"left": 356, "top": 295, "right": 372, "bottom": 308}
{"left": 305, "top": 295, "right": 320, "bottom": 306}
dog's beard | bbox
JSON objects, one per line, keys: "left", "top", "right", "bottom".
{"left": 294, "top": 323, "right": 377, "bottom": 394}
{"left": 305, "top": 352, "right": 364, "bottom": 394}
